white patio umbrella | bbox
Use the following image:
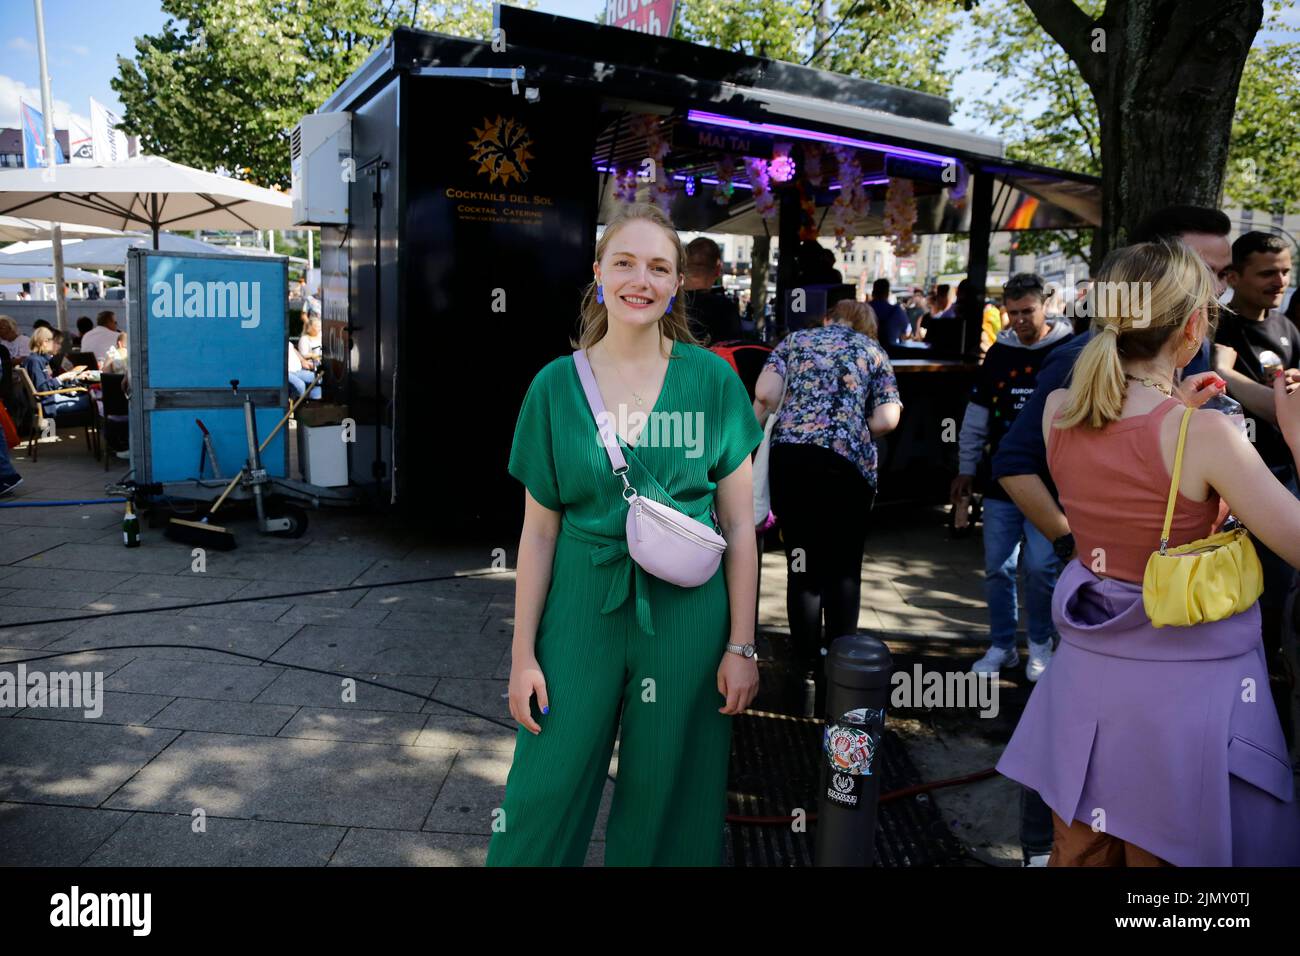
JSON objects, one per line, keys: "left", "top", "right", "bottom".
{"left": 0, "top": 217, "right": 125, "bottom": 242}
{"left": 0, "top": 155, "right": 294, "bottom": 248}
{"left": 0, "top": 263, "right": 119, "bottom": 284}
{"left": 0, "top": 233, "right": 296, "bottom": 270}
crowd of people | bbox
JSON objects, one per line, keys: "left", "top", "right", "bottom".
{"left": 0, "top": 309, "right": 131, "bottom": 495}
{"left": 495, "top": 200, "right": 1299, "bottom": 868}
{"left": 0, "top": 284, "right": 325, "bottom": 495}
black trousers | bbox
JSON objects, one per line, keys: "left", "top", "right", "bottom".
{"left": 769, "top": 442, "right": 875, "bottom": 665}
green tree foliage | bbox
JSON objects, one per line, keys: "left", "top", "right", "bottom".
{"left": 112, "top": 0, "right": 508, "bottom": 189}
{"left": 966, "top": 0, "right": 1102, "bottom": 176}
{"left": 967, "top": 0, "right": 1297, "bottom": 261}
{"left": 1225, "top": 38, "right": 1300, "bottom": 214}
{"left": 673, "top": 0, "right": 959, "bottom": 98}
{"left": 964, "top": 0, "right": 1097, "bottom": 262}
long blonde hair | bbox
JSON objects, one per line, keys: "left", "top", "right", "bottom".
{"left": 570, "top": 203, "right": 701, "bottom": 352}
{"left": 1055, "top": 240, "right": 1217, "bottom": 430}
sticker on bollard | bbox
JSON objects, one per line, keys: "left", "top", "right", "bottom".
{"left": 823, "top": 707, "right": 884, "bottom": 808}
{"left": 816, "top": 634, "right": 892, "bottom": 866}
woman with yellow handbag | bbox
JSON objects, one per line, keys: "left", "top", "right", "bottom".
{"left": 998, "top": 240, "right": 1300, "bottom": 866}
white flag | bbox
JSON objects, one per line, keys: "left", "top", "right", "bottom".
{"left": 90, "top": 97, "right": 130, "bottom": 163}
{"left": 68, "top": 116, "right": 94, "bottom": 165}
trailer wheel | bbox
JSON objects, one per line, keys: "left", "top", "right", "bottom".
{"left": 267, "top": 502, "right": 308, "bottom": 538}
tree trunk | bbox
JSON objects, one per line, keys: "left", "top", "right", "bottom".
{"left": 1026, "top": 0, "right": 1262, "bottom": 268}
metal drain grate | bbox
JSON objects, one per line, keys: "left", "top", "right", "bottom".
{"left": 725, "top": 711, "right": 969, "bottom": 867}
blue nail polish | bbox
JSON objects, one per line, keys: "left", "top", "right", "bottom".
{"left": 541, "top": 706, "right": 549, "bottom": 715}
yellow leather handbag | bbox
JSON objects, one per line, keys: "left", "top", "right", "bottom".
{"left": 1142, "top": 405, "right": 1264, "bottom": 627}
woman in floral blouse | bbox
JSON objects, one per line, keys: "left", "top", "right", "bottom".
{"left": 753, "top": 300, "right": 902, "bottom": 699}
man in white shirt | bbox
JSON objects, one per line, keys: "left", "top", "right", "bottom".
{"left": 80, "top": 311, "right": 120, "bottom": 364}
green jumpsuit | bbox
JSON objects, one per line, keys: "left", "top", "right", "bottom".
{"left": 486, "top": 338, "right": 764, "bottom": 867}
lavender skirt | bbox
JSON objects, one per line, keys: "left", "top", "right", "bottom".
{"left": 998, "top": 559, "right": 1300, "bottom": 866}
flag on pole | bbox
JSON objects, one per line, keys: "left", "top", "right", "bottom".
{"left": 90, "top": 97, "right": 130, "bottom": 163}
{"left": 68, "top": 115, "right": 94, "bottom": 164}
{"left": 20, "top": 99, "right": 66, "bottom": 167}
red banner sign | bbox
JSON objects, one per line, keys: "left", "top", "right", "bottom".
{"left": 605, "top": 0, "right": 677, "bottom": 36}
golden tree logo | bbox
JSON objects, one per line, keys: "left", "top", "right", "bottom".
{"left": 468, "top": 115, "right": 535, "bottom": 186}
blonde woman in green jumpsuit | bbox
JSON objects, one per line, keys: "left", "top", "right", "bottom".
{"left": 486, "top": 204, "right": 765, "bottom": 867}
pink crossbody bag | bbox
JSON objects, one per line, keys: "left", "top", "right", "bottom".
{"left": 572, "top": 349, "right": 728, "bottom": 588}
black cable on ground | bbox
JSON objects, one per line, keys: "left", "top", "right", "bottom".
{"left": 0, "top": 570, "right": 510, "bottom": 630}
{"left": 3, "top": 643, "right": 518, "bottom": 733}
{"left": 0, "top": 567, "right": 1004, "bottom": 834}
{"left": 0, "top": 498, "right": 129, "bottom": 508}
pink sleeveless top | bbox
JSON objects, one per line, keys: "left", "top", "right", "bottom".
{"left": 1047, "top": 397, "right": 1227, "bottom": 583}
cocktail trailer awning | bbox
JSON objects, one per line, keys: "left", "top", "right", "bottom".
{"left": 324, "top": 5, "right": 1099, "bottom": 241}
{"left": 308, "top": 4, "right": 1099, "bottom": 527}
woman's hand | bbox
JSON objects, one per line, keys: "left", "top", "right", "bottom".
{"left": 508, "top": 654, "right": 549, "bottom": 735}
{"left": 1174, "top": 371, "right": 1226, "bottom": 408}
{"left": 717, "top": 652, "right": 759, "bottom": 715}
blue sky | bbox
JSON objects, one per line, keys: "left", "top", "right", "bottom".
{"left": 0, "top": 0, "right": 607, "bottom": 132}
{"left": 2, "top": 0, "right": 1296, "bottom": 138}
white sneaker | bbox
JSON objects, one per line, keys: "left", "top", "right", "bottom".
{"left": 1026, "top": 640, "right": 1055, "bottom": 683}
{"left": 971, "top": 645, "right": 1019, "bottom": 674}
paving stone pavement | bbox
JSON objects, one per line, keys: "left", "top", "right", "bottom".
{"left": 0, "top": 426, "right": 1023, "bottom": 866}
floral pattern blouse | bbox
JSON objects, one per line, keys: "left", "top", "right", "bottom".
{"left": 762, "top": 324, "right": 902, "bottom": 488}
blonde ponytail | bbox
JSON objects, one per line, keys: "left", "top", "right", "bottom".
{"left": 1053, "top": 240, "right": 1217, "bottom": 431}
{"left": 1055, "top": 326, "right": 1127, "bottom": 429}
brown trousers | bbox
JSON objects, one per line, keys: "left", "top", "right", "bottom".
{"left": 1048, "top": 813, "right": 1174, "bottom": 867}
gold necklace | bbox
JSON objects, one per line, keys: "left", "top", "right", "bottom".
{"left": 600, "top": 341, "right": 664, "bottom": 407}
{"left": 1124, "top": 373, "right": 1173, "bottom": 397}
{"left": 606, "top": 358, "right": 647, "bottom": 406}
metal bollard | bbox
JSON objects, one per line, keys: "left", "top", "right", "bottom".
{"left": 815, "top": 633, "right": 892, "bottom": 866}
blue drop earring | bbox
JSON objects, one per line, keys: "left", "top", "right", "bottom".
{"left": 596, "top": 285, "right": 604, "bottom": 305}
{"left": 666, "top": 295, "right": 676, "bottom": 313}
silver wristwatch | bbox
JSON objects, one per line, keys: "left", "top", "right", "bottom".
{"left": 726, "top": 642, "right": 758, "bottom": 660}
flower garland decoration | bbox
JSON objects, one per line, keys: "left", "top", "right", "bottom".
{"left": 883, "top": 176, "right": 919, "bottom": 257}
{"left": 635, "top": 114, "right": 676, "bottom": 216}
{"left": 744, "top": 157, "right": 778, "bottom": 222}
{"left": 615, "top": 167, "right": 639, "bottom": 204}
{"left": 649, "top": 173, "right": 676, "bottom": 216}
{"left": 828, "top": 145, "right": 869, "bottom": 251}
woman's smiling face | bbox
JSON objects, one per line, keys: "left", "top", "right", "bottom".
{"left": 595, "top": 219, "right": 682, "bottom": 329}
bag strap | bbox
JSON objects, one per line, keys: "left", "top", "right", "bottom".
{"left": 1159, "top": 405, "right": 1195, "bottom": 554}
{"left": 572, "top": 350, "right": 637, "bottom": 500}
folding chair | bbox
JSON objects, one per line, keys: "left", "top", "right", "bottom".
{"left": 14, "top": 366, "right": 97, "bottom": 462}
{"left": 96, "top": 372, "right": 130, "bottom": 471}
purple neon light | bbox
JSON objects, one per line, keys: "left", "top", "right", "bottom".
{"left": 686, "top": 110, "right": 954, "bottom": 166}
{"left": 828, "top": 176, "right": 890, "bottom": 190}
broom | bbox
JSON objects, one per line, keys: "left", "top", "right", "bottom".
{"left": 165, "top": 371, "right": 323, "bottom": 550}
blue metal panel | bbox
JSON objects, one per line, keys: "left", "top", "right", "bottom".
{"left": 148, "top": 407, "right": 288, "bottom": 483}
{"left": 144, "top": 255, "right": 286, "bottom": 389}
